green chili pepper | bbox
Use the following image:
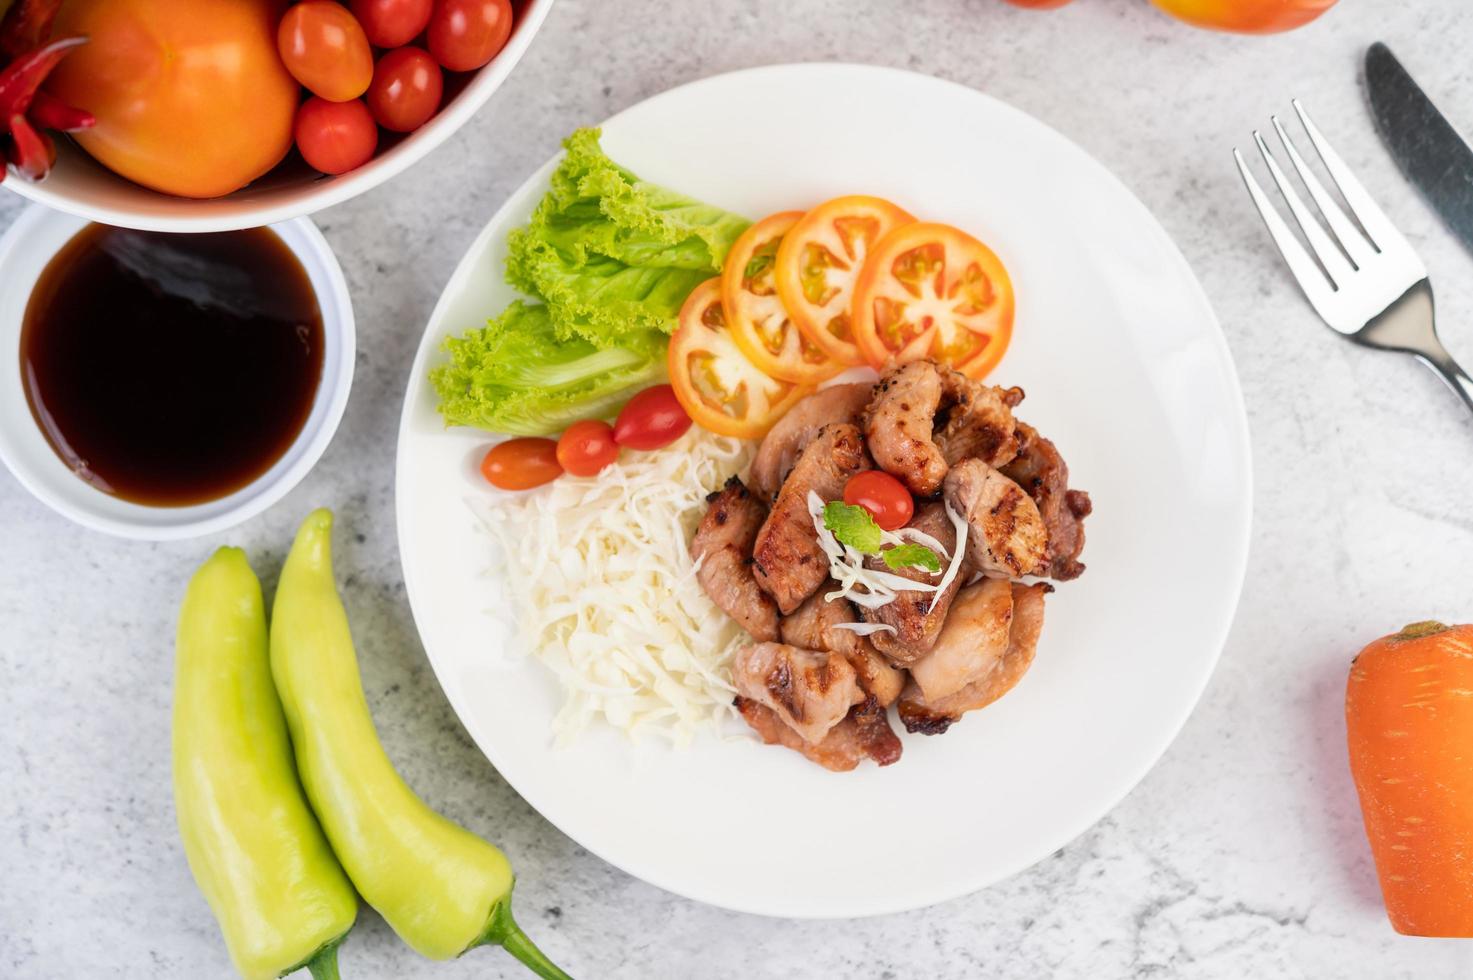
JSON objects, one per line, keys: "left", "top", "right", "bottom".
{"left": 173, "top": 547, "right": 358, "bottom": 980}
{"left": 270, "top": 509, "right": 572, "bottom": 979}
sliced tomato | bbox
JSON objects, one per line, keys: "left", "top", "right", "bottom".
{"left": 722, "top": 211, "right": 842, "bottom": 385}
{"left": 774, "top": 195, "right": 915, "bottom": 366}
{"left": 851, "top": 222, "right": 1014, "bottom": 379}
{"left": 669, "top": 279, "right": 812, "bottom": 440}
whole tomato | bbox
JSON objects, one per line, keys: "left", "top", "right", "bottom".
{"left": 1150, "top": 0, "right": 1338, "bottom": 33}
{"left": 427, "top": 0, "right": 513, "bottom": 72}
{"left": 45, "top": 0, "right": 298, "bottom": 198}
{"left": 366, "top": 47, "right": 443, "bottom": 133}
{"left": 278, "top": 0, "right": 375, "bottom": 102}
{"left": 295, "top": 97, "right": 378, "bottom": 175}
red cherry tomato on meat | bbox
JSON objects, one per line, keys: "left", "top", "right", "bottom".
{"left": 294, "top": 97, "right": 379, "bottom": 175}
{"left": 844, "top": 471, "right": 914, "bottom": 532}
{"left": 556, "top": 420, "right": 619, "bottom": 478}
{"left": 613, "top": 385, "right": 693, "bottom": 451}
{"left": 366, "top": 47, "right": 444, "bottom": 132}
{"left": 350, "top": 0, "right": 434, "bottom": 47}
{"left": 278, "top": 1, "right": 375, "bottom": 102}
{"left": 427, "top": 0, "right": 513, "bottom": 72}
{"left": 481, "top": 438, "right": 562, "bottom": 490}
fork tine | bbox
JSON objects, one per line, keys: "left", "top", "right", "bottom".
{"left": 1291, "top": 99, "right": 1417, "bottom": 258}
{"left": 1270, "top": 115, "right": 1378, "bottom": 270}
{"left": 1234, "top": 148, "right": 1336, "bottom": 311}
{"left": 1252, "top": 130, "right": 1355, "bottom": 287}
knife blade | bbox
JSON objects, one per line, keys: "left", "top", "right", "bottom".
{"left": 1365, "top": 42, "right": 1473, "bottom": 259}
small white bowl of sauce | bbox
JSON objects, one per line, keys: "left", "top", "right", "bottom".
{"left": 0, "top": 205, "right": 354, "bottom": 539}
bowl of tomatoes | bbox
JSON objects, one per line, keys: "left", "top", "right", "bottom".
{"left": 0, "top": 0, "right": 554, "bottom": 232}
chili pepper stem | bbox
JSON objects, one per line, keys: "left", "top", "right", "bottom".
{"left": 303, "top": 941, "right": 344, "bottom": 980}
{"left": 475, "top": 890, "right": 572, "bottom": 980}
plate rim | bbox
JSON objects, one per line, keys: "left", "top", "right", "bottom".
{"left": 394, "top": 61, "right": 1254, "bottom": 919}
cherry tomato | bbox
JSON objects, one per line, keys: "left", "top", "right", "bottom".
{"left": 775, "top": 195, "right": 915, "bottom": 367}
{"left": 278, "top": 0, "right": 374, "bottom": 102}
{"left": 668, "top": 280, "right": 812, "bottom": 440}
{"left": 47, "top": 0, "right": 299, "bottom": 199}
{"left": 427, "top": 0, "right": 513, "bottom": 72}
{"left": 556, "top": 420, "right": 619, "bottom": 477}
{"left": 1150, "top": 0, "right": 1337, "bottom": 33}
{"left": 613, "top": 384, "right": 693, "bottom": 450}
{"left": 350, "top": 0, "right": 434, "bottom": 47}
{"left": 480, "top": 437, "right": 562, "bottom": 490}
{"left": 366, "top": 47, "right": 444, "bottom": 132}
{"left": 851, "top": 222, "right": 1014, "bottom": 379}
{"left": 294, "top": 97, "right": 379, "bottom": 175}
{"left": 723, "top": 211, "right": 842, "bottom": 385}
{"left": 844, "top": 471, "right": 914, "bottom": 532}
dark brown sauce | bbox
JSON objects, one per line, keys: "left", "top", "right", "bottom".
{"left": 20, "top": 224, "right": 323, "bottom": 507}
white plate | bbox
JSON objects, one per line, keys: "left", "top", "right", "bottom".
{"left": 395, "top": 64, "right": 1251, "bottom": 918}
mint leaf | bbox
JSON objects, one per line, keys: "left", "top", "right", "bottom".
{"left": 882, "top": 543, "right": 942, "bottom": 573}
{"left": 823, "top": 502, "right": 883, "bottom": 554}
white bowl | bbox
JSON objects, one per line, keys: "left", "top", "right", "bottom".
{"left": 0, "top": 205, "right": 354, "bottom": 539}
{"left": 0, "top": 0, "right": 555, "bottom": 233}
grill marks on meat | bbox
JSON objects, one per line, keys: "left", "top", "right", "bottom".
{"left": 943, "top": 458, "right": 1049, "bottom": 580}
{"left": 731, "top": 642, "right": 864, "bottom": 745}
{"left": 735, "top": 694, "right": 902, "bottom": 771}
{"left": 697, "top": 359, "right": 1088, "bottom": 772}
{"left": 781, "top": 590, "right": 905, "bottom": 706}
{"left": 862, "top": 361, "right": 949, "bottom": 496}
{"left": 858, "top": 502, "right": 967, "bottom": 666}
{"left": 1001, "top": 423, "right": 1092, "bottom": 580}
{"left": 751, "top": 423, "right": 871, "bottom": 614}
{"left": 899, "top": 582, "right": 1049, "bottom": 735}
{"left": 749, "top": 383, "right": 874, "bottom": 501}
{"left": 691, "top": 477, "right": 780, "bottom": 641}
{"left": 863, "top": 362, "right": 1024, "bottom": 496}
{"left": 907, "top": 577, "right": 1014, "bottom": 704}
{"left": 934, "top": 378, "right": 1024, "bottom": 468}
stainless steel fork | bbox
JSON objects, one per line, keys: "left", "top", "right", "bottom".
{"left": 1235, "top": 100, "right": 1473, "bottom": 416}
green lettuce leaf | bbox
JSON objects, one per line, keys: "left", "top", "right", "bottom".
{"left": 430, "top": 302, "right": 664, "bottom": 435}
{"left": 431, "top": 128, "right": 750, "bottom": 435}
{"left": 505, "top": 128, "right": 750, "bottom": 345}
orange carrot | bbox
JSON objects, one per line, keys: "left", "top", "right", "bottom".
{"left": 1346, "top": 621, "right": 1473, "bottom": 937}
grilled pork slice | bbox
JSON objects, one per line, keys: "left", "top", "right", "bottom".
{"left": 907, "top": 577, "right": 1015, "bottom": 703}
{"left": 943, "top": 458, "right": 1049, "bottom": 580}
{"left": 752, "top": 423, "right": 871, "bottom": 614}
{"left": 781, "top": 590, "right": 905, "bottom": 706}
{"left": 736, "top": 695, "right": 901, "bottom": 772}
{"left": 691, "top": 476, "right": 780, "bottom": 641}
{"left": 749, "top": 383, "right": 874, "bottom": 501}
{"left": 857, "top": 501, "right": 967, "bottom": 666}
{"left": 899, "top": 582, "right": 1049, "bottom": 735}
{"left": 862, "top": 361, "right": 949, "bottom": 496}
{"left": 731, "top": 642, "right": 864, "bottom": 745}
{"left": 1000, "top": 422, "right": 1092, "bottom": 581}
{"left": 934, "top": 377, "right": 1024, "bottom": 468}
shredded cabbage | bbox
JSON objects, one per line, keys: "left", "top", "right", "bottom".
{"left": 473, "top": 430, "right": 753, "bottom": 746}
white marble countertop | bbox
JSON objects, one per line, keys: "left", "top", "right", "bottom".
{"left": 5, "top": 1, "right": 1473, "bottom": 976}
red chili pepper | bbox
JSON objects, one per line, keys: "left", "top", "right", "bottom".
{"left": 0, "top": 0, "right": 64, "bottom": 60}
{"left": 28, "top": 90, "right": 92, "bottom": 131}
{"left": 0, "top": 30, "right": 90, "bottom": 182}
{"left": 8, "top": 112, "right": 52, "bottom": 179}
{"left": 0, "top": 36, "right": 86, "bottom": 119}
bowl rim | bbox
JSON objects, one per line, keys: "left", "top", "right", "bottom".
{"left": 0, "top": 205, "right": 356, "bottom": 540}
{"left": 0, "top": 0, "right": 557, "bottom": 233}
